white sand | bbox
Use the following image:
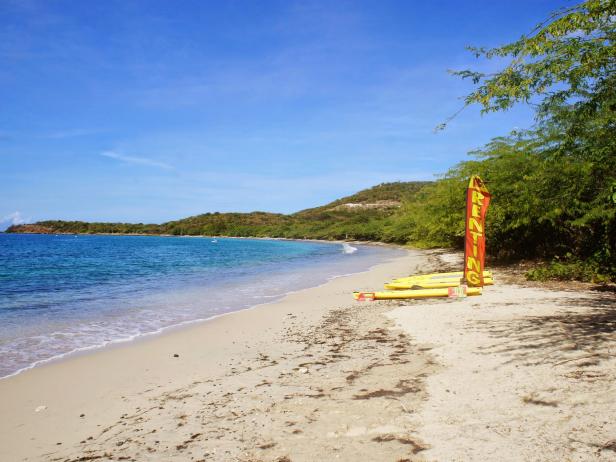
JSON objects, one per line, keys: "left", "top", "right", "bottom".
{"left": 388, "top": 255, "right": 616, "bottom": 461}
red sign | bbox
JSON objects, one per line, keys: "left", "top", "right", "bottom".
{"left": 464, "top": 176, "right": 491, "bottom": 287}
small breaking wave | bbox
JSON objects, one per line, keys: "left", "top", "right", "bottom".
{"left": 342, "top": 243, "right": 358, "bottom": 254}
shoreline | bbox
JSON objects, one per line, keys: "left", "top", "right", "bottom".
{"left": 2, "top": 248, "right": 614, "bottom": 460}
{"left": 0, "top": 246, "right": 430, "bottom": 461}
{"left": 0, "top": 239, "right": 403, "bottom": 382}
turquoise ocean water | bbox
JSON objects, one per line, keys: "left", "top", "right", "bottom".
{"left": 0, "top": 234, "right": 402, "bottom": 378}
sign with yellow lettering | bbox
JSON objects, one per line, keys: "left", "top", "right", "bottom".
{"left": 463, "top": 176, "right": 491, "bottom": 287}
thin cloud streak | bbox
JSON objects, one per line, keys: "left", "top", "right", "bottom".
{"left": 100, "top": 151, "right": 173, "bottom": 170}
{"left": 43, "top": 129, "right": 104, "bottom": 139}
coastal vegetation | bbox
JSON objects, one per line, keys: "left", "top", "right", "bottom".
{"left": 8, "top": 182, "right": 428, "bottom": 241}
{"left": 436, "top": 0, "right": 616, "bottom": 281}
{"left": 7, "top": 1, "right": 615, "bottom": 281}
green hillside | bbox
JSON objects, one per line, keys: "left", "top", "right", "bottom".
{"left": 296, "top": 181, "right": 428, "bottom": 215}
{"left": 7, "top": 181, "right": 429, "bottom": 241}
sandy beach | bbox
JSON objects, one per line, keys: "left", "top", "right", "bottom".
{"left": 388, "top": 255, "right": 616, "bottom": 462}
{"left": 1, "top": 249, "right": 615, "bottom": 461}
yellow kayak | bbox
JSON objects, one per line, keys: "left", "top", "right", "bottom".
{"left": 390, "top": 270, "right": 492, "bottom": 283}
{"left": 385, "top": 277, "right": 493, "bottom": 290}
{"left": 354, "top": 286, "right": 482, "bottom": 300}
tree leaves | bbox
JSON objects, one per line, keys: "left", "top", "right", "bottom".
{"left": 446, "top": 0, "right": 616, "bottom": 119}
{"left": 427, "top": 0, "right": 616, "bottom": 278}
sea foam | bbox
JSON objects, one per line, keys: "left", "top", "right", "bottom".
{"left": 0, "top": 234, "right": 401, "bottom": 379}
{"left": 342, "top": 243, "right": 358, "bottom": 254}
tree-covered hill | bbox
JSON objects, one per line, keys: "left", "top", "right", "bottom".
{"left": 6, "top": 181, "right": 430, "bottom": 241}
{"left": 295, "top": 181, "right": 429, "bottom": 215}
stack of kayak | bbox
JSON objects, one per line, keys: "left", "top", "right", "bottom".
{"left": 353, "top": 270, "right": 493, "bottom": 301}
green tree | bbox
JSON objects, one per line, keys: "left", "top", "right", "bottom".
{"left": 449, "top": 0, "right": 615, "bottom": 118}
{"left": 444, "top": 0, "right": 616, "bottom": 278}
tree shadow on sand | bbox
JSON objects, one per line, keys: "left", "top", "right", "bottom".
{"left": 471, "top": 292, "right": 616, "bottom": 367}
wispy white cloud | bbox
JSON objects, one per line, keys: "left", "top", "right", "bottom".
{"left": 100, "top": 150, "right": 173, "bottom": 170}
{"left": 1, "top": 211, "right": 28, "bottom": 230}
{"left": 42, "top": 128, "right": 103, "bottom": 139}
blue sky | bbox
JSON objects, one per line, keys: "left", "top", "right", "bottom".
{"left": 1, "top": 0, "right": 572, "bottom": 226}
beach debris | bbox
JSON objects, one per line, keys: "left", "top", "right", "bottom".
{"left": 173, "top": 353, "right": 179, "bottom": 358}
{"left": 34, "top": 405, "right": 47, "bottom": 413}
{"left": 258, "top": 441, "right": 277, "bottom": 449}
{"left": 601, "top": 440, "right": 616, "bottom": 453}
{"left": 372, "top": 433, "right": 429, "bottom": 454}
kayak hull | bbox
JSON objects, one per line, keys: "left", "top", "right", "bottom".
{"left": 390, "top": 270, "right": 492, "bottom": 284}
{"left": 384, "top": 278, "right": 493, "bottom": 290}
{"left": 354, "top": 286, "right": 482, "bottom": 300}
